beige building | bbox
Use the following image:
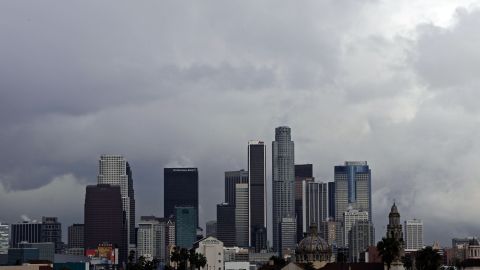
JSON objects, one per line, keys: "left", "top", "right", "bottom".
{"left": 194, "top": 237, "right": 224, "bottom": 270}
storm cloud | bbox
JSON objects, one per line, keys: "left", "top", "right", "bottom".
{"left": 1, "top": 0, "right": 480, "bottom": 245}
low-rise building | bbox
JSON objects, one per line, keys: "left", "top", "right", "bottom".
{"left": 194, "top": 237, "right": 224, "bottom": 270}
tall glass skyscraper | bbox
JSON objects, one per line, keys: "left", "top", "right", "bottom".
{"left": 175, "top": 206, "right": 197, "bottom": 249}
{"left": 97, "top": 155, "right": 136, "bottom": 247}
{"left": 84, "top": 184, "right": 127, "bottom": 263}
{"left": 334, "top": 161, "right": 372, "bottom": 222}
{"left": 272, "top": 126, "right": 295, "bottom": 253}
{"left": 224, "top": 170, "right": 248, "bottom": 206}
{"left": 164, "top": 168, "right": 199, "bottom": 224}
{"left": 248, "top": 141, "right": 267, "bottom": 250}
{"left": 295, "top": 164, "right": 314, "bottom": 243}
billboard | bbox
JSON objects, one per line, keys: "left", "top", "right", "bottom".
{"left": 86, "top": 243, "right": 117, "bottom": 265}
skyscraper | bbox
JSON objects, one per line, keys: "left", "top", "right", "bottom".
{"left": 295, "top": 164, "right": 313, "bottom": 178}
{"left": 272, "top": 126, "right": 295, "bottom": 253}
{"left": 295, "top": 164, "right": 314, "bottom": 243}
{"left": 206, "top": 221, "right": 217, "bottom": 238}
{"left": 84, "top": 184, "right": 127, "bottom": 263}
{"left": 279, "top": 217, "right": 296, "bottom": 256}
{"left": 343, "top": 209, "right": 369, "bottom": 247}
{"left": 404, "top": 219, "right": 423, "bottom": 251}
{"left": 235, "top": 183, "right": 249, "bottom": 248}
{"left": 216, "top": 203, "right": 236, "bottom": 247}
{"left": 248, "top": 141, "right": 267, "bottom": 250}
{"left": 334, "top": 161, "right": 371, "bottom": 222}
{"left": 348, "top": 220, "right": 375, "bottom": 262}
{"left": 68, "top": 224, "right": 84, "bottom": 249}
{"left": 175, "top": 206, "right": 197, "bottom": 249}
{"left": 164, "top": 168, "right": 199, "bottom": 224}
{"left": 41, "top": 217, "right": 62, "bottom": 253}
{"left": 67, "top": 224, "right": 84, "bottom": 256}
{"left": 302, "top": 182, "right": 328, "bottom": 233}
{"left": 137, "top": 216, "right": 167, "bottom": 262}
{"left": 0, "top": 222, "right": 9, "bottom": 254}
{"left": 10, "top": 221, "right": 42, "bottom": 247}
{"left": 225, "top": 170, "right": 248, "bottom": 206}
{"left": 97, "top": 155, "right": 136, "bottom": 247}
{"left": 327, "top": 182, "right": 335, "bottom": 220}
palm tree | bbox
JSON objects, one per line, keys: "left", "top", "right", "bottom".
{"left": 179, "top": 248, "right": 190, "bottom": 270}
{"left": 188, "top": 250, "right": 207, "bottom": 270}
{"left": 377, "top": 237, "right": 401, "bottom": 270}
{"left": 415, "top": 246, "right": 442, "bottom": 270}
{"left": 170, "top": 247, "right": 181, "bottom": 270}
{"left": 195, "top": 254, "right": 206, "bottom": 270}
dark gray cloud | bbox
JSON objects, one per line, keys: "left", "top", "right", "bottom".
{"left": 1, "top": 0, "right": 480, "bottom": 246}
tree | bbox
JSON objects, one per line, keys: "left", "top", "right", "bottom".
{"left": 188, "top": 251, "right": 206, "bottom": 270}
{"left": 179, "top": 248, "right": 190, "bottom": 270}
{"left": 377, "top": 237, "right": 401, "bottom": 270}
{"left": 402, "top": 255, "right": 413, "bottom": 270}
{"left": 415, "top": 246, "right": 442, "bottom": 270}
{"left": 170, "top": 247, "right": 181, "bottom": 270}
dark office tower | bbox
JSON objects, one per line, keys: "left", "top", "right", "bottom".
{"left": 272, "top": 126, "right": 296, "bottom": 254}
{"left": 10, "top": 222, "right": 42, "bottom": 247}
{"left": 295, "top": 164, "right": 314, "bottom": 243}
{"left": 295, "top": 164, "right": 313, "bottom": 178}
{"left": 97, "top": 155, "right": 136, "bottom": 247}
{"left": 175, "top": 206, "right": 197, "bottom": 249}
{"left": 164, "top": 168, "right": 199, "bottom": 224}
{"left": 328, "top": 182, "right": 335, "bottom": 220}
{"left": 41, "top": 217, "right": 62, "bottom": 253}
{"left": 334, "top": 161, "right": 372, "bottom": 223}
{"left": 216, "top": 203, "right": 236, "bottom": 247}
{"left": 68, "top": 224, "right": 84, "bottom": 249}
{"left": 224, "top": 170, "right": 248, "bottom": 206}
{"left": 205, "top": 221, "right": 217, "bottom": 238}
{"left": 126, "top": 163, "right": 136, "bottom": 246}
{"left": 84, "top": 184, "right": 127, "bottom": 264}
{"left": 248, "top": 141, "right": 267, "bottom": 250}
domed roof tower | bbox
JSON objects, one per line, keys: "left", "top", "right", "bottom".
{"left": 295, "top": 224, "right": 332, "bottom": 264}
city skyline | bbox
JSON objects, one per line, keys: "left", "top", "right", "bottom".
{"left": 2, "top": 0, "right": 480, "bottom": 249}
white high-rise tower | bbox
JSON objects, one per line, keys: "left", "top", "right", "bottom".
{"left": 404, "top": 219, "right": 423, "bottom": 251}
{"left": 97, "top": 155, "right": 136, "bottom": 248}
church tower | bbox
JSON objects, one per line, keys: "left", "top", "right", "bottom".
{"left": 386, "top": 203, "right": 404, "bottom": 260}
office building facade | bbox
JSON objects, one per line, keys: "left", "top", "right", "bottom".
{"left": 164, "top": 168, "right": 199, "bottom": 224}
{"left": 175, "top": 206, "right": 197, "bottom": 249}
{"left": 343, "top": 209, "right": 369, "bottom": 248}
{"left": 10, "top": 222, "right": 42, "bottom": 248}
{"left": 295, "top": 164, "right": 314, "bottom": 243}
{"left": 68, "top": 224, "right": 84, "bottom": 249}
{"left": 302, "top": 181, "right": 328, "bottom": 234}
{"left": 0, "top": 222, "right": 9, "bottom": 254}
{"left": 272, "top": 126, "right": 295, "bottom": 253}
{"left": 279, "top": 217, "right": 296, "bottom": 256}
{"left": 84, "top": 184, "right": 127, "bottom": 263}
{"left": 327, "top": 182, "right": 335, "bottom": 220}
{"left": 404, "top": 219, "right": 423, "bottom": 251}
{"left": 334, "top": 162, "right": 371, "bottom": 222}
{"left": 248, "top": 141, "right": 267, "bottom": 250}
{"left": 224, "top": 170, "right": 248, "bottom": 206}
{"left": 235, "top": 183, "right": 249, "bottom": 247}
{"left": 348, "top": 220, "right": 375, "bottom": 262}
{"left": 216, "top": 203, "right": 236, "bottom": 247}
{"left": 137, "top": 216, "right": 167, "bottom": 262}
{"left": 41, "top": 217, "right": 62, "bottom": 253}
{"left": 97, "top": 155, "right": 136, "bottom": 247}
{"left": 206, "top": 221, "right": 217, "bottom": 238}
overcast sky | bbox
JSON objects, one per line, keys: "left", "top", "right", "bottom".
{"left": 1, "top": 0, "right": 480, "bottom": 246}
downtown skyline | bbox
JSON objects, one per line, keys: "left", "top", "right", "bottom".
{"left": 2, "top": 0, "right": 480, "bottom": 249}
